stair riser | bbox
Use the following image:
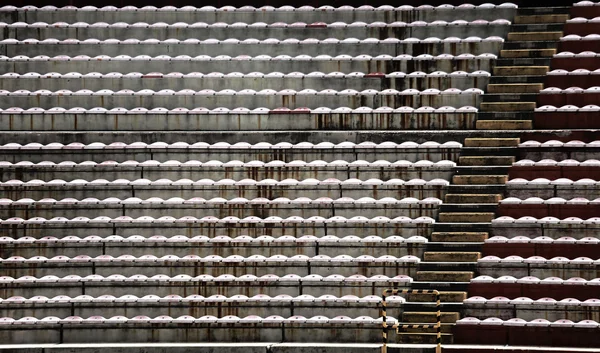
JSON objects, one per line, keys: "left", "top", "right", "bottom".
{"left": 464, "top": 138, "right": 520, "bottom": 148}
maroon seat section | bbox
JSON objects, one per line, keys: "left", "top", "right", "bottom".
{"left": 454, "top": 325, "right": 600, "bottom": 348}
{"left": 564, "top": 23, "right": 600, "bottom": 36}
{"left": 558, "top": 40, "right": 600, "bottom": 53}
{"left": 509, "top": 165, "right": 600, "bottom": 180}
{"left": 497, "top": 204, "right": 600, "bottom": 219}
{"left": 533, "top": 112, "right": 600, "bottom": 129}
{"left": 551, "top": 57, "right": 600, "bottom": 71}
{"left": 545, "top": 75, "right": 600, "bottom": 89}
{"left": 483, "top": 243, "right": 600, "bottom": 259}
{"left": 538, "top": 92, "right": 600, "bottom": 106}
{"left": 468, "top": 283, "right": 599, "bottom": 301}
{"left": 571, "top": 6, "right": 600, "bottom": 19}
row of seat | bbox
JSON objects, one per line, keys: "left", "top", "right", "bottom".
{"left": 0, "top": 106, "right": 479, "bottom": 114}
{"left": 0, "top": 196, "right": 443, "bottom": 205}
{"left": 518, "top": 140, "right": 600, "bottom": 147}
{"left": 457, "top": 317, "right": 600, "bottom": 327}
{"left": 0, "top": 4, "right": 519, "bottom": 12}
{"left": 478, "top": 255, "right": 600, "bottom": 264}
{"left": 0, "top": 315, "right": 397, "bottom": 325}
{"left": 0, "top": 140, "right": 462, "bottom": 150}
{"left": 485, "top": 235, "right": 600, "bottom": 243}
{"left": 0, "top": 254, "right": 421, "bottom": 264}
{"left": 0, "top": 70, "right": 490, "bottom": 78}
{"left": 465, "top": 296, "right": 600, "bottom": 306}
{"left": 0, "top": 37, "right": 505, "bottom": 44}
{"left": 567, "top": 16, "right": 600, "bottom": 22}
{"left": 471, "top": 276, "right": 599, "bottom": 284}
{"left": 0, "top": 215, "right": 437, "bottom": 224}
{"left": 1, "top": 19, "right": 511, "bottom": 28}
{"left": 0, "top": 177, "right": 450, "bottom": 186}
{"left": 554, "top": 51, "right": 600, "bottom": 57}
{"left": 548, "top": 68, "right": 600, "bottom": 75}
{"left": 0, "top": 53, "right": 498, "bottom": 62}
{"left": 0, "top": 87, "right": 484, "bottom": 96}
{"left": 500, "top": 197, "right": 600, "bottom": 204}
{"left": 0, "top": 273, "right": 414, "bottom": 283}
{"left": 0, "top": 234, "right": 429, "bottom": 244}
{"left": 575, "top": 1, "right": 600, "bottom": 6}
{"left": 0, "top": 293, "right": 405, "bottom": 304}
{"left": 0, "top": 159, "right": 457, "bottom": 168}
{"left": 492, "top": 216, "right": 600, "bottom": 224}
{"left": 0, "top": 44, "right": 502, "bottom": 59}
{"left": 513, "top": 159, "right": 600, "bottom": 166}
{"left": 562, "top": 34, "right": 600, "bottom": 40}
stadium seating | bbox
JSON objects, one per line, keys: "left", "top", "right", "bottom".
{"left": 2, "top": 1, "right": 600, "bottom": 352}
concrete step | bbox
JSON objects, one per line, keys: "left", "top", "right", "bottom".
{"left": 406, "top": 291, "right": 467, "bottom": 303}
{"left": 493, "top": 66, "right": 549, "bottom": 76}
{"left": 482, "top": 93, "right": 538, "bottom": 103}
{"left": 416, "top": 271, "right": 474, "bottom": 282}
{"left": 452, "top": 175, "right": 508, "bottom": 185}
{"left": 464, "top": 138, "right": 520, "bottom": 147}
{"left": 487, "top": 83, "right": 543, "bottom": 94}
{"left": 438, "top": 212, "right": 496, "bottom": 223}
{"left": 507, "top": 31, "right": 563, "bottom": 41}
{"left": 458, "top": 156, "right": 515, "bottom": 166}
{"left": 444, "top": 194, "right": 502, "bottom": 203}
{"left": 423, "top": 252, "right": 481, "bottom": 262}
{"left": 431, "top": 232, "right": 489, "bottom": 242}
{"left": 480, "top": 102, "right": 536, "bottom": 111}
{"left": 402, "top": 312, "right": 460, "bottom": 323}
{"left": 476, "top": 120, "right": 533, "bottom": 130}
{"left": 500, "top": 48, "right": 557, "bottom": 58}
{"left": 477, "top": 111, "right": 534, "bottom": 121}
{"left": 514, "top": 14, "right": 570, "bottom": 24}
{"left": 502, "top": 41, "right": 560, "bottom": 50}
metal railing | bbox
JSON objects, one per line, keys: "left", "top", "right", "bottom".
{"left": 380, "top": 288, "right": 442, "bottom": 353}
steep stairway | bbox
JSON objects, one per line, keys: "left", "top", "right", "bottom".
{"left": 411, "top": 7, "right": 571, "bottom": 345}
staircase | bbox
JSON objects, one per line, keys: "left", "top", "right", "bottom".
{"left": 413, "top": 6, "right": 571, "bottom": 345}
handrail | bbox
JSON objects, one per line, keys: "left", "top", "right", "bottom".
{"left": 380, "top": 288, "right": 442, "bottom": 353}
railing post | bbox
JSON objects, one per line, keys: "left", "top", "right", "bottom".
{"left": 381, "top": 289, "right": 442, "bottom": 353}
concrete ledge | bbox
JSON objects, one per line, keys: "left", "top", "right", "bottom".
{"left": 416, "top": 271, "right": 474, "bottom": 282}
{"left": 475, "top": 120, "right": 533, "bottom": 130}
{"left": 500, "top": 49, "right": 556, "bottom": 58}
{"left": 444, "top": 194, "right": 502, "bottom": 203}
{"left": 438, "top": 212, "right": 496, "bottom": 223}
{"left": 486, "top": 83, "right": 543, "bottom": 94}
{"left": 431, "top": 232, "right": 488, "bottom": 242}
{"left": 458, "top": 156, "right": 515, "bottom": 166}
{"left": 493, "top": 66, "right": 549, "bottom": 76}
{"left": 507, "top": 31, "right": 563, "bottom": 41}
{"left": 514, "top": 14, "right": 570, "bottom": 24}
{"left": 452, "top": 175, "right": 508, "bottom": 185}
{"left": 480, "top": 102, "right": 536, "bottom": 112}
{"left": 423, "top": 252, "right": 481, "bottom": 262}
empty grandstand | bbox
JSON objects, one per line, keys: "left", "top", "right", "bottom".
{"left": 0, "top": 1, "right": 599, "bottom": 353}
